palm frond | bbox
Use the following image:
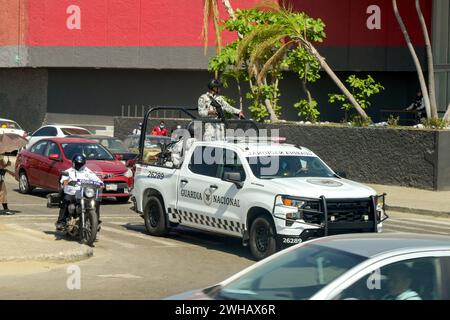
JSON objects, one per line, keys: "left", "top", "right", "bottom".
{"left": 249, "top": 34, "right": 285, "bottom": 68}
{"left": 257, "top": 40, "right": 294, "bottom": 84}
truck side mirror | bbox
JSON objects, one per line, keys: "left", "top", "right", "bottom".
{"left": 336, "top": 171, "right": 347, "bottom": 179}
{"left": 223, "top": 171, "right": 244, "bottom": 189}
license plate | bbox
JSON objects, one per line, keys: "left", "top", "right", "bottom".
{"left": 106, "top": 184, "right": 118, "bottom": 191}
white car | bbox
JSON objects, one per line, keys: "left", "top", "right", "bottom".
{"left": 0, "top": 118, "right": 27, "bottom": 138}
{"left": 167, "top": 233, "right": 450, "bottom": 300}
{"left": 132, "top": 137, "right": 387, "bottom": 260}
{"left": 27, "top": 125, "right": 92, "bottom": 148}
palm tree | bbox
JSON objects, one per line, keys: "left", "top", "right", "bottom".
{"left": 237, "top": 3, "right": 369, "bottom": 121}
{"left": 203, "top": 0, "right": 222, "bottom": 56}
{"left": 392, "top": 0, "right": 431, "bottom": 119}
{"left": 415, "top": 0, "right": 438, "bottom": 118}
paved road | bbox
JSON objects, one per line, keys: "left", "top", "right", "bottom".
{"left": 1, "top": 176, "right": 450, "bottom": 299}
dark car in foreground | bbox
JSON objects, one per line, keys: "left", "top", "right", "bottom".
{"left": 15, "top": 138, "right": 134, "bottom": 203}
{"left": 167, "top": 233, "right": 450, "bottom": 300}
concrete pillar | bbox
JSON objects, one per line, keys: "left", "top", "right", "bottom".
{"left": 432, "top": 0, "right": 450, "bottom": 113}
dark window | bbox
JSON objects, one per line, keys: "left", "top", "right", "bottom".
{"left": 30, "top": 141, "right": 48, "bottom": 155}
{"left": 336, "top": 257, "right": 445, "bottom": 300}
{"left": 220, "top": 149, "right": 246, "bottom": 181}
{"left": 45, "top": 142, "right": 61, "bottom": 157}
{"left": 61, "top": 143, "right": 114, "bottom": 161}
{"left": 33, "top": 127, "right": 57, "bottom": 137}
{"left": 61, "top": 128, "right": 91, "bottom": 135}
{"left": 189, "top": 146, "right": 221, "bottom": 178}
{"left": 0, "top": 120, "right": 21, "bottom": 130}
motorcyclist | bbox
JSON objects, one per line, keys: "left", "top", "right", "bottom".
{"left": 55, "top": 154, "right": 103, "bottom": 231}
{"left": 198, "top": 79, "right": 245, "bottom": 141}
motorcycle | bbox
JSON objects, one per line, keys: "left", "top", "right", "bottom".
{"left": 47, "top": 178, "right": 103, "bottom": 246}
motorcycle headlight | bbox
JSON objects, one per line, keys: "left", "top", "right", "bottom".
{"left": 124, "top": 169, "right": 133, "bottom": 178}
{"left": 85, "top": 187, "right": 96, "bottom": 199}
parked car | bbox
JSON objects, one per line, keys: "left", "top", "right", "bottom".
{"left": 0, "top": 117, "right": 28, "bottom": 141}
{"left": 70, "top": 135, "right": 138, "bottom": 167}
{"left": 123, "top": 134, "right": 172, "bottom": 164}
{"left": 27, "top": 125, "right": 92, "bottom": 148}
{"left": 15, "top": 138, "right": 133, "bottom": 203}
{"left": 167, "top": 233, "right": 450, "bottom": 300}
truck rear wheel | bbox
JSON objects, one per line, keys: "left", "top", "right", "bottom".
{"left": 249, "top": 216, "right": 278, "bottom": 261}
{"left": 144, "top": 196, "right": 169, "bottom": 237}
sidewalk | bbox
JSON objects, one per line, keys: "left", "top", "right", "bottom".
{"left": 0, "top": 222, "right": 93, "bottom": 263}
{"left": 369, "top": 184, "right": 450, "bottom": 217}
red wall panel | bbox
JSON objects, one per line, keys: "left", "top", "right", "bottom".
{"left": 0, "top": 0, "right": 27, "bottom": 46}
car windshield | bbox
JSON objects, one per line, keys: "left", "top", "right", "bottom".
{"left": 248, "top": 156, "right": 336, "bottom": 179}
{"left": 210, "top": 244, "right": 366, "bottom": 300}
{"left": 61, "top": 128, "right": 91, "bottom": 135}
{"left": 1, "top": 120, "right": 21, "bottom": 130}
{"left": 124, "top": 135, "right": 172, "bottom": 149}
{"left": 97, "top": 138, "right": 130, "bottom": 153}
{"left": 61, "top": 143, "right": 114, "bottom": 161}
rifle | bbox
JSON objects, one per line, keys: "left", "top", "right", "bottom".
{"left": 209, "top": 95, "right": 226, "bottom": 121}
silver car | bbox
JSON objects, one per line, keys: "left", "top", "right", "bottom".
{"left": 167, "top": 233, "right": 450, "bottom": 300}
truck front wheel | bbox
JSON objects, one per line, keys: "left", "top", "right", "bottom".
{"left": 249, "top": 216, "right": 278, "bottom": 261}
{"left": 144, "top": 196, "right": 169, "bottom": 237}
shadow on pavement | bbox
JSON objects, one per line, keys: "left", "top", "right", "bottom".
{"left": 122, "top": 223, "right": 254, "bottom": 260}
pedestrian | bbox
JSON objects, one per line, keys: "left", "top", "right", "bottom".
{"left": 132, "top": 122, "right": 142, "bottom": 136}
{"left": 405, "top": 90, "right": 426, "bottom": 123}
{"left": 0, "top": 155, "right": 14, "bottom": 215}
{"left": 198, "top": 79, "right": 244, "bottom": 141}
{"left": 151, "top": 121, "right": 169, "bottom": 136}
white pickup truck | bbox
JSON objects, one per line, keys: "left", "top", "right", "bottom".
{"left": 131, "top": 134, "right": 387, "bottom": 260}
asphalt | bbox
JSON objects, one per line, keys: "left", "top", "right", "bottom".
{"left": 1, "top": 156, "right": 449, "bottom": 267}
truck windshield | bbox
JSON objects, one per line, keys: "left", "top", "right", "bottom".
{"left": 248, "top": 156, "right": 335, "bottom": 179}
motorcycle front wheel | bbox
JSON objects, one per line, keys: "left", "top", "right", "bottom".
{"left": 79, "top": 209, "right": 98, "bottom": 246}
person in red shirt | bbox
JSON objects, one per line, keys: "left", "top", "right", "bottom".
{"left": 151, "top": 121, "right": 169, "bottom": 136}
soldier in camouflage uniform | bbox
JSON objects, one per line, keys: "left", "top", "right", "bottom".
{"left": 198, "top": 79, "right": 244, "bottom": 141}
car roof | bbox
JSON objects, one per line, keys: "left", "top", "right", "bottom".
{"left": 68, "top": 135, "right": 118, "bottom": 140}
{"left": 46, "top": 137, "right": 99, "bottom": 144}
{"left": 41, "top": 125, "right": 91, "bottom": 131}
{"left": 192, "top": 140, "right": 316, "bottom": 156}
{"left": 307, "top": 233, "right": 450, "bottom": 258}
{"left": 0, "top": 118, "right": 18, "bottom": 122}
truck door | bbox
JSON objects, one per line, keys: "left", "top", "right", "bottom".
{"left": 176, "top": 146, "right": 246, "bottom": 237}
{"left": 176, "top": 146, "right": 222, "bottom": 231}
{"left": 206, "top": 147, "right": 247, "bottom": 237}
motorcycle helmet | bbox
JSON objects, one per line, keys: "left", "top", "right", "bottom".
{"left": 72, "top": 154, "right": 86, "bottom": 171}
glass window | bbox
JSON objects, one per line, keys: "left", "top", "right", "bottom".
{"left": 0, "top": 120, "right": 21, "bottom": 129}
{"left": 219, "top": 149, "right": 246, "bottom": 181}
{"left": 61, "top": 143, "right": 114, "bottom": 161}
{"left": 335, "top": 257, "right": 445, "bottom": 300}
{"left": 102, "top": 138, "right": 129, "bottom": 153}
{"left": 32, "top": 127, "right": 57, "bottom": 137}
{"left": 141, "top": 135, "right": 173, "bottom": 165}
{"left": 30, "top": 141, "right": 48, "bottom": 155}
{"left": 45, "top": 142, "right": 61, "bottom": 157}
{"left": 248, "top": 156, "right": 335, "bottom": 179}
{"left": 61, "top": 128, "right": 91, "bottom": 135}
{"left": 189, "top": 146, "right": 221, "bottom": 178}
{"left": 208, "top": 244, "right": 366, "bottom": 300}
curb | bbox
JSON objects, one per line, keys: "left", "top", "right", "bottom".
{"left": 0, "top": 245, "right": 94, "bottom": 263}
{"left": 386, "top": 205, "right": 450, "bottom": 218}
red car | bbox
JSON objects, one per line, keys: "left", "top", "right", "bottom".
{"left": 15, "top": 138, "right": 133, "bottom": 203}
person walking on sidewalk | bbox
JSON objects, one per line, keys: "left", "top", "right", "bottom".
{"left": 0, "top": 155, "right": 14, "bottom": 215}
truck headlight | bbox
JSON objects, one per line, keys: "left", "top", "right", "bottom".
{"left": 281, "top": 197, "right": 306, "bottom": 209}
{"left": 85, "top": 187, "right": 96, "bottom": 199}
{"left": 124, "top": 169, "right": 133, "bottom": 178}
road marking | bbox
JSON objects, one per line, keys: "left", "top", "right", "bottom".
{"left": 97, "top": 235, "right": 138, "bottom": 249}
{"left": 386, "top": 219, "right": 450, "bottom": 232}
{"left": 101, "top": 226, "right": 181, "bottom": 247}
{"left": 3, "top": 223, "right": 55, "bottom": 242}
{"left": 389, "top": 217, "right": 450, "bottom": 227}
{"left": 97, "top": 274, "right": 143, "bottom": 279}
{"left": 385, "top": 225, "right": 450, "bottom": 235}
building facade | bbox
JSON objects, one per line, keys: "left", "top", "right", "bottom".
{"left": 0, "top": 0, "right": 448, "bottom": 131}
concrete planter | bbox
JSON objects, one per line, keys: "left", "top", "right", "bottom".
{"left": 114, "top": 117, "right": 450, "bottom": 191}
